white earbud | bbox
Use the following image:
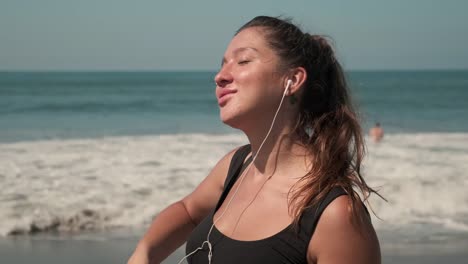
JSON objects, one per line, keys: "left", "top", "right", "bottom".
{"left": 284, "top": 79, "right": 293, "bottom": 96}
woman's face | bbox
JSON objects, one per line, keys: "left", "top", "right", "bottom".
{"left": 215, "top": 27, "right": 285, "bottom": 130}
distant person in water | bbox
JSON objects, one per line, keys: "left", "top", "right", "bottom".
{"left": 369, "top": 122, "right": 384, "bottom": 143}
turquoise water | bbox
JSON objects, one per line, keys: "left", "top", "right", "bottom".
{"left": 0, "top": 72, "right": 224, "bottom": 142}
{"left": 350, "top": 70, "right": 468, "bottom": 133}
{"left": 1, "top": 70, "right": 467, "bottom": 142}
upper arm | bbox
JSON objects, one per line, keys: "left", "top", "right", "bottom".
{"left": 307, "top": 196, "right": 381, "bottom": 264}
{"left": 180, "top": 147, "right": 240, "bottom": 225}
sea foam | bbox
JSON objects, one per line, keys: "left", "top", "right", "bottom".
{"left": 1, "top": 133, "right": 467, "bottom": 240}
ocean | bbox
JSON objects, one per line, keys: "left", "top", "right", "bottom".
{"left": 1, "top": 71, "right": 468, "bottom": 262}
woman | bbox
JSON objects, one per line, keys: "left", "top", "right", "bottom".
{"left": 128, "top": 16, "right": 381, "bottom": 264}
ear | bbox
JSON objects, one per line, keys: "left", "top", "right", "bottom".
{"left": 285, "top": 67, "right": 307, "bottom": 95}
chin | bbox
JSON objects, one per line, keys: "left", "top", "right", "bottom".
{"left": 219, "top": 109, "right": 245, "bottom": 130}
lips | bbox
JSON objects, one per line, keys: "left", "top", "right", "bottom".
{"left": 217, "top": 89, "right": 237, "bottom": 106}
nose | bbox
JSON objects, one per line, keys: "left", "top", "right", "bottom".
{"left": 214, "top": 66, "right": 233, "bottom": 88}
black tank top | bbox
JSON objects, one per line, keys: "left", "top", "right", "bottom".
{"left": 185, "top": 144, "right": 347, "bottom": 264}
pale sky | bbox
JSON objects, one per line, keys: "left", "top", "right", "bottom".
{"left": 1, "top": 0, "right": 467, "bottom": 71}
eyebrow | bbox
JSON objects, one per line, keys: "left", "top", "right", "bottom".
{"left": 221, "top": 47, "right": 259, "bottom": 66}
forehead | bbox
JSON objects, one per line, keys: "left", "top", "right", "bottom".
{"left": 225, "top": 27, "right": 272, "bottom": 55}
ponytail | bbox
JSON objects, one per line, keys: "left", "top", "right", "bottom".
{"left": 237, "top": 16, "right": 384, "bottom": 227}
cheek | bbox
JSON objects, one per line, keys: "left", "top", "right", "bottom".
{"left": 236, "top": 69, "right": 255, "bottom": 85}
{"left": 221, "top": 66, "right": 282, "bottom": 119}
{"left": 236, "top": 70, "right": 270, "bottom": 98}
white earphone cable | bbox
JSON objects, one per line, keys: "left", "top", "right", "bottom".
{"left": 178, "top": 80, "right": 292, "bottom": 264}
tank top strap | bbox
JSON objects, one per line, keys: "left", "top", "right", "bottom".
{"left": 215, "top": 144, "right": 252, "bottom": 211}
{"left": 299, "top": 187, "right": 348, "bottom": 237}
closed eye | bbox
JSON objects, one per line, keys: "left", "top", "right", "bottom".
{"left": 238, "top": 60, "right": 250, "bottom": 65}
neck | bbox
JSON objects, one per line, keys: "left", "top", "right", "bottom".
{"left": 242, "top": 111, "right": 308, "bottom": 177}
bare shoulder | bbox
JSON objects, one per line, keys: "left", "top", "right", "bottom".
{"left": 307, "top": 195, "right": 381, "bottom": 264}
{"left": 180, "top": 145, "right": 246, "bottom": 225}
